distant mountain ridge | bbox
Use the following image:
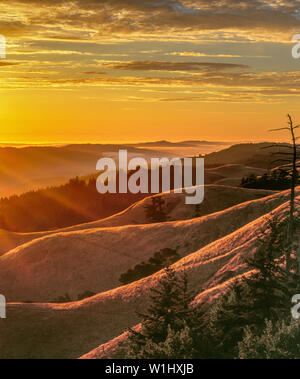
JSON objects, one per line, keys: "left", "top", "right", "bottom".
{"left": 205, "top": 142, "right": 298, "bottom": 169}
{"left": 131, "top": 140, "right": 233, "bottom": 147}
{"left": 0, "top": 143, "right": 171, "bottom": 198}
{"left": 0, "top": 141, "right": 290, "bottom": 198}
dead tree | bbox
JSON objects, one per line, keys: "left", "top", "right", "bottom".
{"left": 264, "top": 114, "right": 300, "bottom": 274}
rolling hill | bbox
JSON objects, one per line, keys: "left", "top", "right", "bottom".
{"left": 0, "top": 186, "right": 292, "bottom": 303}
{"left": 0, "top": 159, "right": 264, "bottom": 233}
{"left": 206, "top": 164, "right": 267, "bottom": 187}
{"left": 0, "top": 144, "right": 168, "bottom": 198}
{"left": 0, "top": 185, "right": 274, "bottom": 256}
{"left": 0, "top": 142, "right": 290, "bottom": 199}
{"left": 205, "top": 143, "right": 297, "bottom": 169}
{"left": 0, "top": 187, "right": 298, "bottom": 359}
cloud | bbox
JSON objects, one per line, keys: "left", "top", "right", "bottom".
{"left": 0, "top": 61, "right": 21, "bottom": 67}
{"left": 10, "top": 49, "right": 94, "bottom": 56}
{"left": 82, "top": 71, "right": 106, "bottom": 75}
{"left": 1, "top": 0, "right": 299, "bottom": 108}
{"left": 103, "top": 60, "right": 249, "bottom": 72}
{"left": 2, "top": 0, "right": 300, "bottom": 42}
{"left": 167, "top": 52, "right": 244, "bottom": 58}
{"left": 167, "top": 52, "right": 270, "bottom": 58}
{"left": 3, "top": 68, "right": 300, "bottom": 95}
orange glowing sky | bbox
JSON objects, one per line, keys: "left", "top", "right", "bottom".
{"left": 1, "top": 0, "right": 300, "bottom": 143}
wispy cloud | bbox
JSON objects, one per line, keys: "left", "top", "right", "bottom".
{"left": 0, "top": 61, "right": 21, "bottom": 67}
{"left": 2, "top": 0, "right": 300, "bottom": 42}
{"left": 102, "top": 60, "right": 249, "bottom": 72}
{"left": 167, "top": 52, "right": 270, "bottom": 58}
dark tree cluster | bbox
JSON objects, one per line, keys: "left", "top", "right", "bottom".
{"left": 144, "top": 196, "right": 168, "bottom": 223}
{"left": 119, "top": 248, "right": 180, "bottom": 285}
{"left": 50, "top": 290, "right": 96, "bottom": 304}
{"left": 241, "top": 169, "right": 295, "bottom": 190}
{"left": 0, "top": 177, "right": 148, "bottom": 232}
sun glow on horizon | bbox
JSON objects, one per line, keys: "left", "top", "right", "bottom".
{"left": 1, "top": 1, "right": 300, "bottom": 143}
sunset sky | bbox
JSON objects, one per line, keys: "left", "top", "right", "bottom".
{"left": 1, "top": 0, "right": 300, "bottom": 143}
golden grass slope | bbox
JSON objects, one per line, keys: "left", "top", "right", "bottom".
{"left": 207, "top": 164, "right": 266, "bottom": 187}
{"left": 0, "top": 190, "right": 297, "bottom": 359}
{"left": 0, "top": 185, "right": 273, "bottom": 257}
{"left": 0, "top": 186, "right": 283, "bottom": 303}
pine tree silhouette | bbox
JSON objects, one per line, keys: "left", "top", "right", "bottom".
{"left": 145, "top": 196, "right": 167, "bottom": 222}
{"left": 124, "top": 267, "right": 197, "bottom": 358}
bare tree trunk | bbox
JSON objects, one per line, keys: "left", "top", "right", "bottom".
{"left": 287, "top": 114, "right": 297, "bottom": 274}
{"left": 298, "top": 235, "right": 300, "bottom": 275}
{"left": 269, "top": 115, "right": 300, "bottom": 274}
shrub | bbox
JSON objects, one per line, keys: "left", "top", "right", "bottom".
{"left": 77, "top": 291, "right": 96, "bottom": 301}
{"left": 238, "top": 319, "right": 300, "bottom": 359}
{"left": 119, "top": 248, "right": 180, "bottom": 285}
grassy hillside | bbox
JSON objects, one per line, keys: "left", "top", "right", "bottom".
{"left": 0, "top": 189, "right": 298, "bottom": 359}
{"left": 0, "top": 158, "right": 270, "bottom": 233}
{"left": 0, "top": 185, "right": 273, "bottom": 257}
{"left": 205, "top": 143, "right": 297, "bottom": 169}
{"left": 0, "top": 187, "right": 291, "bottom": 303}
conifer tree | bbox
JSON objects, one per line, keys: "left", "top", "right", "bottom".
{"left": 207, "top": 216, "right": 300, "bottom": 357}
{"left": 124, "top": 267, "right": 198, "bottom": 358}
{"left": 145, "top": 196, "right": 167, "bottom": 222}
{"left": 238, "top": 319, "right": 300, "bottom": 359}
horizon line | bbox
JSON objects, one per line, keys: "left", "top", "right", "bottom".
{"left": 0, "top": 139, "right": 290, "bottom": 147}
